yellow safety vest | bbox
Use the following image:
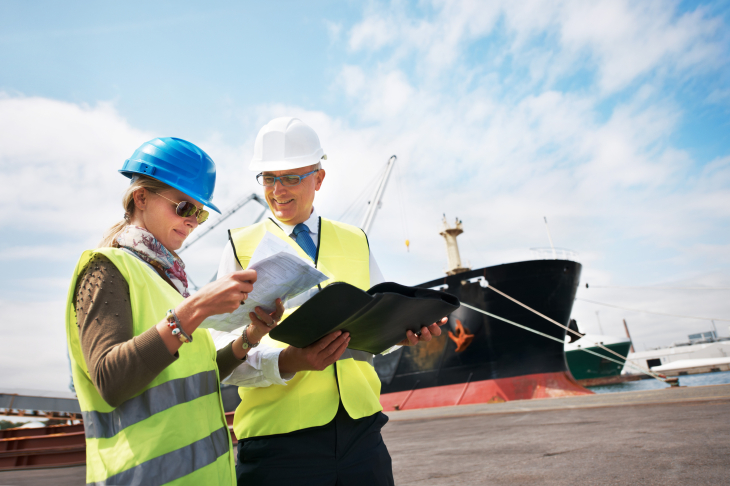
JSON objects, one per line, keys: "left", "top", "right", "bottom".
{"left": 229, "top": 217, "right": 383, "bottom": 440}
{"left": 65, "top": 248, "right": 235, "bottom": 486}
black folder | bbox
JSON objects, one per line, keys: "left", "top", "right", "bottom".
{"left": 269, "top": 282, "right": 460, "bottom": 355}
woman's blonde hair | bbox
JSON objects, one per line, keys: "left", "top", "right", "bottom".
{"left": 98, "top": 175, "right": 173, "bottom": 248}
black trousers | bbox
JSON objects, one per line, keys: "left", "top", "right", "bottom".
{"left": 236, "top": 403, "right": 394, "bottom": 486}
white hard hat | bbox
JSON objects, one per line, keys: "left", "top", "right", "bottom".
{"left": 249, "top": 117, "right": 327, "bottom": 172}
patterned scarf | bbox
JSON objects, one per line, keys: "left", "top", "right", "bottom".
{"left": 116, "top": 225, "right": 190, "bottom": 298}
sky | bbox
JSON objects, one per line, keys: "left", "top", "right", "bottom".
{"left": 1, "top": 0, "right": 729, "bottom": 392}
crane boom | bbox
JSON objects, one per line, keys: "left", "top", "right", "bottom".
{"left": 360, "top": 155, "right": 397, "bottom": 235}
{"left": 178, "top": 193, "right": 268, "bottom": 254}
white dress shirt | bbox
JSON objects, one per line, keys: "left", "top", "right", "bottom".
{"left": 214, "top": 208, "right": 386, "bottom": 387}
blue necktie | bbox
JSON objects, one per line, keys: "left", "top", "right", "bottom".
{"left": 292, "top": 223, "right": 317, "bottom": 261}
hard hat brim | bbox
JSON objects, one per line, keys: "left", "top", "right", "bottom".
{"left": 248, "top": 151, "right": 325, "bottom": 172}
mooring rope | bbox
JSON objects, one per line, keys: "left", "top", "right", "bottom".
{"left": 575, "top": 297, "right": 730, "bottom": 322}
{"left": 460, "top": 303, "right": 667, "bottom": 382}
{"left": 482, "top": 285, "right": 666, "bottom": 382}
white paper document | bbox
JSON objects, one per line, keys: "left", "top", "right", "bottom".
{"left": 248, "top": 231, "right": 301, "bottom": 267}
{"left": 200, "top": 232, "right": 327, "bottom": 333}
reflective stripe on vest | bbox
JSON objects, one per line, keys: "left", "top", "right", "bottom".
{"left": 229, "top": 217, "right": 383, "bottom": 440}
{"left": 87, "top": 426, "right": 230, "bottom": 486}
{"left": 65, "top": 249, "right": 235, "bottom": 486}
{"left": 82, "top": 370, "right": 218, "bottom": 439}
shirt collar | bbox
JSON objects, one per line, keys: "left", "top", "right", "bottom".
{"left": 276, "top": 207, "right": 319, "bottom": 237}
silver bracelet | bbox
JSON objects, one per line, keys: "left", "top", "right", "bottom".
{"left": 241, "top": 324, "right": 259, "bottom": 350}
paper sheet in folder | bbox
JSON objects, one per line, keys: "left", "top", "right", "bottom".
{"left": 270, "top": 282, "right": 461, "bottom": 355}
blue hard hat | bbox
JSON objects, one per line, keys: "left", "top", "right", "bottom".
{"left": 120, "top": 137, "right": 221, "bottom": 213}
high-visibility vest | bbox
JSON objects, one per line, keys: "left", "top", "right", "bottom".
{"left": 229, "top": 217, "right": 383, "bottom": 440}
{"left": 65, "top": 248, "right": 235, "bottom": 486}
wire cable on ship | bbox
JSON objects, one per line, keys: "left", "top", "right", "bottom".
{"left": 575, "top": 298, "right": 730, "bottom": 322}
{"left": 459, "top": 303, "right": 666, "bottom": 381}
{"left": 487, "top": 285, "right": 660, "bottom": 375}
{"left": 460, "top": 283, "right": 668, "bottom": 382}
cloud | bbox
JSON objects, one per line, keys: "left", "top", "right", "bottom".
{"left": 338, "top": 68, "right": 415, "bottom": 120}
{"left": 0, "top": 94, "right": 152, "bottom": 236}
{"left": 324, "top": 19, "right": 343, "bottom": 44}
{"left": 706, "top": 87, "right": 730, "bottom": 104}
{"left": 324, "top": 0, "right": 730, "bottom": 350}
{"left": 0, "top": 244, "right": 87, "bottom": 261}
{"left": 2, "top": 1, "right": 730, "bottom": 392}
{"left": 349, "top": 0, "right": 726, "bottom": 94}
{"left": 0, "top": 300, "right": 70, "bottom": 392}
{"left": 349, "top": 12, "right": 399, "bottom": 51}
{"left": 552, "top": 1, "right": 725, "bottom": 93}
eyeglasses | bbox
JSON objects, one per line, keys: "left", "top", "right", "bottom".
{"left": 256, "top": 169, "right": 320, "bottom": 187}
{"left": 152, "top": 192, "right": 209, "bottom": 224}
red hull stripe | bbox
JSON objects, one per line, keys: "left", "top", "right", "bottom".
{"left": 380, "top": 371, "right": 592, "bottom": 411}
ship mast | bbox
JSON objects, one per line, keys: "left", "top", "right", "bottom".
{"left": 440, "top": 215, "right": 471, "bottom": 275}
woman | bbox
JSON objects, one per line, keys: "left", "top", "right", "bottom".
{"left": 65, "top": 137, "right": 283, "bottom": 486}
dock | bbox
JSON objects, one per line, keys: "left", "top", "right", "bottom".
{"left": 1, "top": 384, "right": 728, "bottom": 485}
{"left": 383, "top": 384, "right": 730, "bottom": 485}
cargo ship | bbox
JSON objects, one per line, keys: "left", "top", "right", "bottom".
{"left": 375, "top": 216, "right": 591, "bottom": 411}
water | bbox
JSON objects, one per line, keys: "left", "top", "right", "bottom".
{"left": 587, "top": 370, "right": 730, "bottom": 394}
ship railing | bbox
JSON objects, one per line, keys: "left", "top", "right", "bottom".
{"left": 530, "top": 247, "right": 579, "bottom": 262}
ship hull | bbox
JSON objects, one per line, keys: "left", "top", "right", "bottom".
{"left": 566, "top": 341, "right": 632, "bottom": 381}
{"left": 375, "top": 259, "right": 591, "bottom": 410}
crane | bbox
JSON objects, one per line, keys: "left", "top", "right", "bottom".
{"left": 179, "top": 192, "right": 269, "bottom": 289}
{"left": 178, "top": 193, "right": 268, "bottom": 255}
{"left": 360, "top": 155, "right": 397, "bottom": 235}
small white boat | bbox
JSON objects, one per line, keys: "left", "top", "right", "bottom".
{"left": 623, "top": 332, "right": 730, "bottom": 376}
{"left": 651, "top": 357, "right": 730, "bottom": 376}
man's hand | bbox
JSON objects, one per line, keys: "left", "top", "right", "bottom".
{"left": 231, "top": 298, "right": 285, "bottom": 360}
{"left": 397, "top": 317, "right": 448, "bottom": 346}
{"left": 278, "top": 331, "right": 351, "bottom": 374}
{"left": 248, "top": 299, "right": 285, "bottom": 343}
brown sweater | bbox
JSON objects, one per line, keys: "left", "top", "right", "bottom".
{"left": 73, "top": 253, "right": 242, "bottom": 407}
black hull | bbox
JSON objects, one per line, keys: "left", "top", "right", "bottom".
{"left": 374, "top": 259, "right": 582, "bottom": 394}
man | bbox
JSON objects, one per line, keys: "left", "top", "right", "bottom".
{"left": 217, "top": 117, "right": 444, "bottom": 485}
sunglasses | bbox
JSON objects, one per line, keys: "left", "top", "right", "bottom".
{"left": 152, "top": 192, "right": 209, "bottom": 224}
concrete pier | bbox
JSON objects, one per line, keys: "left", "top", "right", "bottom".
{"left": 1, "top": 384, "right": 728, "bottom": 485}
{"left": 383, "top": 384, "right": 730, "bottom": 485}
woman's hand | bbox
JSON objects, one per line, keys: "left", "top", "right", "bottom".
{"left": 158, "top": 270, "right": 257, "bottom": 355}
{"left": 178, "top": 269, "right": 257, "bottom": 326}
